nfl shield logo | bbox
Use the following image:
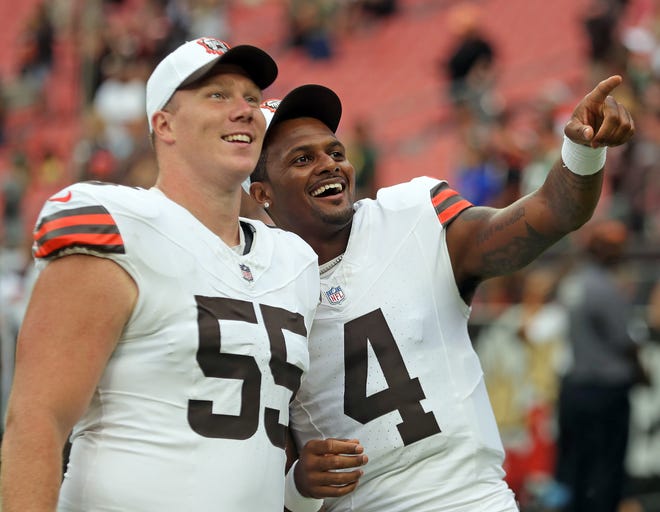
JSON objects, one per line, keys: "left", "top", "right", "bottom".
{"left": 239, "top": 264, "right": 254, "bottom": 282}
{"left": 325, "top": 286, "right": 345, "bottom": 305}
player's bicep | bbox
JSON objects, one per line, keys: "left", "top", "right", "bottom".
{"left": 445, "top": 205, "right": 497, "bottom": 293}
{"left": 448, "top": 197, "right": 560, "bottom": 293}
{"left": 11, "top": 254, "right": 136, "bottom": 436}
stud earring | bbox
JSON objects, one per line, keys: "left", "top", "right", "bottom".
{"left": 264, "top": 202, "right": 270, "bottom": 209}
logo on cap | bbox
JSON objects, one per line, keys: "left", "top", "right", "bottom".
{"left": 196, "top": 38, "right": 230, "bottom": 56}
{"left": 261, "top": 99, "right": 281, "bottom": 113}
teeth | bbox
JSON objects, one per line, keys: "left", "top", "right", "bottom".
{"left": 223, "top": 134, "right": 252, "bottom": 143}
{"left": 311, "top": 183, "right": 343, "bottom": 197}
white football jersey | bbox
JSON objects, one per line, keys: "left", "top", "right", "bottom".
{"left": 32, "top": 182, "right": 320, "bottom": 512}
{"left": 289, "top": 177, "right": 518, "bottom": 511}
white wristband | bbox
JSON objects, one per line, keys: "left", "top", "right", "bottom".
{"left": 285, "top": 460, "right": 324, "bottom": 512}
{"left": 561, "top": 135, "right": 607, "bottom": 176}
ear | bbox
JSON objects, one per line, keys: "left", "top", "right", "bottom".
{"left": 249, "top": 181, "right": 272, "bottom": 207}
{"left": 152, "top": 110, "right": 175, "bottom": 144}
{"left": 240, "top": 188, "right": 273, "bottom": 225}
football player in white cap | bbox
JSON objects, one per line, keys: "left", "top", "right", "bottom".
{"left": 1, "top": 37, "right": 324, "bottom": 512}
{"left": 249, "top": 76, "right": 634, "bottom": 512}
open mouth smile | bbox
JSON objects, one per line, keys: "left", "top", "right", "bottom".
{"left": 222, "top": 133, "right": 252, "bottom": 143}
{"left": 310, "top": 182, "right": 345, "bottom": 197}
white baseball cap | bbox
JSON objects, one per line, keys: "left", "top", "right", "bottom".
{"left": 146, "top": 37, "right": 278, "bottom": 132}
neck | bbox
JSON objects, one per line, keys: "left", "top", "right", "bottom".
{"left": 155, "top": 177, "right": 242, "bottom": 246}
{"left": 306, "top": 224, "right": 351, "bottom": 265}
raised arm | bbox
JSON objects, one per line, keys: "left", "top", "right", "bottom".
{"left": 447, "top": 75, "right": 635, "bottom": 301}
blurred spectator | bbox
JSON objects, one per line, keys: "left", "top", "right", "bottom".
{"left": 286, "top": 0, "right": 335, "bottom": 59}
{"left": 476, "top": 265, "right": 568, "bottom": 502}
{"left": 334, "top": 0, "right": 398, "bottom": 36}
{"left": 441, "top": 2, "right": 500, "bottom": 122}
{"left": 519, "top": 83, "right": 572, "bottom": 196}
{"left": 34, "top": 149, "right": 66, "bottom": 189}
{"left": 582, "top": 0, "right": 630, "bottom": 83}
{"left": 648, "top": 280, "right": 660, "bottom": 340}
{"left": 487, "top": 108, "right": 530, "bottom": 208}
{"left": 360, "top": 0, "right": 397, "bottom": 17}
{"left": 92, "top": 55, "right": 149, "bottom": 162}
{"left": 72, "top": 108, "right": 117, "bottom": 182}
{"left": 453, "top": 121, "right": 507, "bottom": 206}
{"left": 80, "top": 0, "right": 183, "bottom": 107}
{"left": 555, "top": 219, "right": 650, "bottom": 512}
{"left": 609, "top": 76, "right": 660, "bottom": 243}
{"left": 0, "top": 83, "right": 7, "bottom": 148}
{"left": 121, "top": 148, "right": 158, "bottom": 189}
{"left": 0, "top": 241, "right": 35, "bottom": 436}
{"left": 184, "top": 0, "right": 232, "bottom": 41}
{"left": 1, "top": 153, "right": 30, "bottom": 249}
{"left": 623, "top": 278, "right": 660, "bottom": 511}
{"left": 17, "top": 1, "right": 55, "bottom": 99}
{"left": 621, "top": 23, "right": 659, "bottom": 96}
{"left": 346, "top": 119, "right": 379, "bottom": 200}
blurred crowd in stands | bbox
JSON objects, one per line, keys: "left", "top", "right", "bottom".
{"left": 442, "top": 0, "right": 660, "bottom": 246}
{"left": 1, "top": 0, "right": 660, "bottom": 510}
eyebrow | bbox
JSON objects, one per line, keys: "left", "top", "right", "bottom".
{"left": 194, "top": 76, "right": 262, "bottom": 97}
{"left": 285, "top": 138, "right": 344, "bottom": 156}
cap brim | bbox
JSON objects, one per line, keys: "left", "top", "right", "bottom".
{"left": 268, "top": 84, "right": 342, "bottom": 135}
{"left": 182, "top": 44, "right": 278, "bottom": 91}
{"left": 219, "top": 45, "right": 278, "bottom": 90}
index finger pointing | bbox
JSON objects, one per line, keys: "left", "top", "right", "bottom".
{"left": 586, "top": 75, "right": 623, "bottom": 104}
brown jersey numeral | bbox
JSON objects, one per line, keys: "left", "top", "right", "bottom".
{"left": 344, "top": 309, "right": 441, "bottom": 445}
{"left": 189, "top": 296, "right": 305, "bottom": 448}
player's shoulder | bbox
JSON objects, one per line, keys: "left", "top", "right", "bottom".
{"left": 373, "top": 176, "right": 444, "bottom": 209}
{"left": 371, "top": 177, "right": 472, "bottom": 227}
{"left": 33, "top": 181, "right": 156, "bottom": 260}
{"left": 39, "top": 181, "right": 155, "bottom": 218}
{"left": 355, "top": 177, "right": 446, "bottom": 217}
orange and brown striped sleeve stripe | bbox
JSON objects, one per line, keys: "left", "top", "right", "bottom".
{"left": 430, "top": 182, "right": 472, "bottom": 226}
{"left": 33, "top": 205, "right": 125, "bottom": 259}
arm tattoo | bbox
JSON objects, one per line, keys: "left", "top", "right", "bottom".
{"left": 475, "top": 206, "right": 524, "bottom": 245}
{"left": 461, "top": 206, "right": 557, "bottom": 276}
{"left": 455, "top": 164, "right": 600, "bottom": 281}
{"left": 546, "top": 166, "right": 601, "bottom": 224}
{"left": 480, "top": 222, "right": 548, "bottom": 275}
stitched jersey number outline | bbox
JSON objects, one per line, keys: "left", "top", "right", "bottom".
{"left": 188, "top": 296, "right": 305, "bottom": 448}
{"left": 344, "top": 308, "right": 441, "bottom": 445}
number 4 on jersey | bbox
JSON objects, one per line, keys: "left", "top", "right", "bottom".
{"left": 344, "top": 309, "right": 441, "bottom": 446}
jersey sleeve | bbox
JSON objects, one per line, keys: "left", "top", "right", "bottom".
{"left": 376, "top": 176, "right": 473, "bottom": 227}
{"left": 32, "top": 183, "right": 129, "bottom": 266}
{"left": 429, "top": 181, "right": 473, "bottom": 227}
{"left": 33, "top": 203, "right": 125, "bottom": 260}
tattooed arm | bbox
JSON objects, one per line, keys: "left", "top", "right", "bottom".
{"left": 447, "top": 75, "right": 634, "bottom": 302}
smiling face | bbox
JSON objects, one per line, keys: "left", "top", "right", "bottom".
{"left": 158, "top": 64, "right": 266, "bottom": 186}
{"left": 254, "top": 117, "right": 356, "bottom": 246}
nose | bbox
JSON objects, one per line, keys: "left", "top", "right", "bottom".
{"left": 316, "top": 153, "right": 340, "bottom": 174}
{"left": 229, "top": 97, "right": 255, "bottom": 122}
